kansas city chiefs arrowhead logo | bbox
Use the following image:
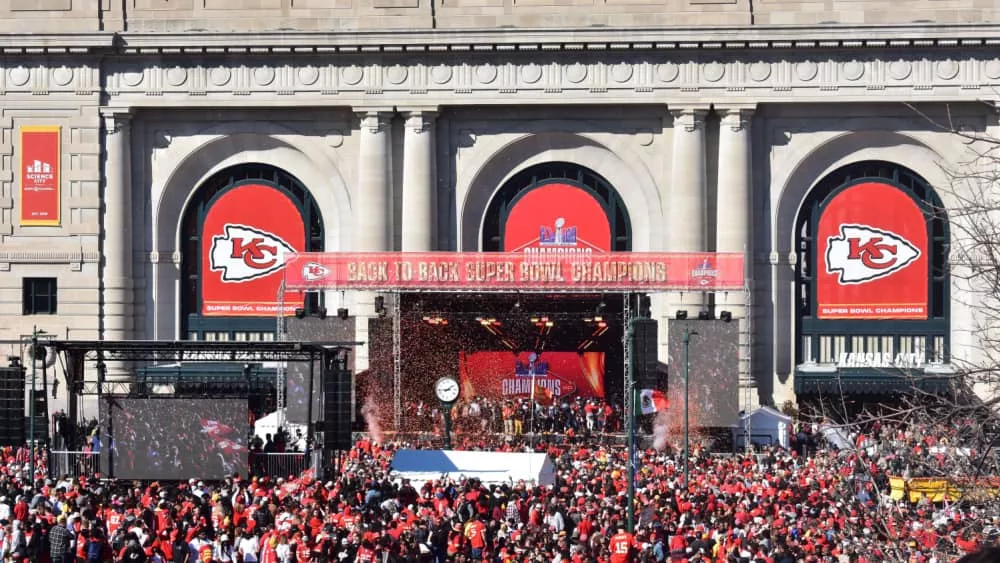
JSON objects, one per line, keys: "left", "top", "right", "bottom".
{"left": 210, "top": 224, "right": 295, "bottom": 283}
{"left": 825, "top": 224, "right": 920, "bottom": 285}
{"left": 301, "top": 262, "right": 330, "bottom": 282}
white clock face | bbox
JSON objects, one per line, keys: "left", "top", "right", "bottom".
{"left": 435, "top": 377, "right": 460, "bottom": 403}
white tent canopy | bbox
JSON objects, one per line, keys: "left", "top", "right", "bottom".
{"left": 253, "top": 409, "right": 307, "bottom": 446}
{"left": 390, "top": 449, "right": 556, "bottom": 487}
{"left": 731, "top": 406, "right": 793, "bottom": 450}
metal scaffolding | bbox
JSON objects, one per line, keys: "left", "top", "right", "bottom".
{"left": 392, "top": 293, "right": 402, "bottom": 431}
{"left": 275, "top": 282, "right": 287, "bottom": 429}
{"left": 622, "top": 293, "right": 634, "bottom": 432}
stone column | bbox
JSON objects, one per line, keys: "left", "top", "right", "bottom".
{"left": 715, "top": 106, "right": 754, "bottom": 318}
{"left": 400, "top": 109, "right": 438, "bottom": 252}
{"left": 100, "top": 107, "right": 133, "bottom": 343}
{"left": 353, "top": 109, "right": 394, "bottom": 374}
{"left": 355, "top": 109, "right": 393, "bottom": 253}
{"left": 100, "top": 107, "right": 133, "bottom": 386}
{"left": 668, "top": 107, "right": 709, "bottom": 312}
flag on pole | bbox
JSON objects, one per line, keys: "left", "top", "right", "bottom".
{"left": 638, "top": 389, "right": 669, "bottom": 415}
{"left": 533, "top": 384, "right": 555, "bottom": 406}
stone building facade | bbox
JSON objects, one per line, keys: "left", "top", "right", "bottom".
{"left": 0, "top": 2, "right": 997, "bottom": 416}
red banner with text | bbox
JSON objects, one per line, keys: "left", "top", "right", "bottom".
{"left": 816, "top": 181, "right": 929, "bottom": 319}
{"left": 201, "top": 184, "right": 306, "bottom": 316}
{"left": 283, "top": 252, "right": 744, "bottom": 292}
{"left": 504, "top": 182, "right": 612, "bottom": 254}
{"left": 19, "top": 126, "right": 61, "bottom": 226}
{"left": 459, "top": 351, "right": 606, "bottom": 401}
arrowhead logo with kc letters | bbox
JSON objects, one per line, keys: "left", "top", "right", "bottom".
{"left": 210, "top": 224, "right": 296, "bottom": 283}
{"left": 825, "top": 224, "right": 921, "bottom": 285}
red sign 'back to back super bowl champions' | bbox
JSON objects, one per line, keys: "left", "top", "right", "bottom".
{"left": 816, "top": 181, "right": 929, "bottom": 320}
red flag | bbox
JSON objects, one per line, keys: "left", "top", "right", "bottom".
{"left": 533, "top": 384, "right": 555, "bottom": 406}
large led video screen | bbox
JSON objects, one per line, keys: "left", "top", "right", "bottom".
{"left": 667, "top": 319, "right": 739, "bottom": 427}
{"left": 458, "top": 351, "right": 605, "bottom": 401}
{"left": 105, "top": 398, "right": 248, "bottom": 480}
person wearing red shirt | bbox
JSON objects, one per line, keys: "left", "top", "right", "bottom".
{"left": 465, "top": 515, "right": 488, "bottom": 559}
{"left": 355, "top": 539, "right": 378, "bottom": 563}
{"left": 609, "top": 526, "right": 636, "bottom": 563}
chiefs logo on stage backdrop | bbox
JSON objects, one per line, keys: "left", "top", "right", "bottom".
{"left": 200, "top": 183, "right": 306, "bottom": 317}
{"left": 816, "top": 181, "right": 928, "bottom": 320}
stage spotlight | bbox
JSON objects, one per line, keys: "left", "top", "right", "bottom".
{"left": 317, "top": 307, "right": 328, "bottom": 320}
{"left": 374, "top": 296, "right": 386, "bottom": 316}
{"left": 294, "top": 308, "right": 307, "bottom": 319}
{"left": 720, "top": 310, "right": 733, "bottom": 322}
{"left": 675, "top": 310, "right": 688, "bottom": 320}
{"left": 7, "top": 356, "right": 21, "bottom": 368}
{"left": 698, "top": 310, "right": 711, "bottom": 320}
{"left": 595, "top": 300, "right": 607, "bottom": 316}
{"left": 337, "top": 308, "right": 349, "bottom": 320}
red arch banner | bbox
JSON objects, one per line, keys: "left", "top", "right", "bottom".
{"left": 283, "top": 252, "right": 744, "bottom": 292}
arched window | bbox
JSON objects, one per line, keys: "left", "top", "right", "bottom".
{"left": 481, "top": 162, "right": 631, "bottom": 252}
{"left": 795, "top": 160, "right": 949, "bottom": 367}
{"left": 180, "top": 164, "right": 324, "bottom": 341}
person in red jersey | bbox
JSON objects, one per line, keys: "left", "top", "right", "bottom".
{"left": 609, "top": 525, "right": 636, "bottom": 563}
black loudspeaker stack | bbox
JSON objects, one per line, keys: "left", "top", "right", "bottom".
{"left": 0, "top": 367, "right": 25, "bottom": 447}
{"left": 631, "top": 318, "right": 660, "bottom": 388}
{"left": 322, "top": 351, "right": 353, "bottom": 451}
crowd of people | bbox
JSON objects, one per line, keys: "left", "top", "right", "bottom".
{"left": 403, "top": 397, "right": 622, "bottom": 436}
{"left": 2, "top": 405, "right": 998, "bottom": 562}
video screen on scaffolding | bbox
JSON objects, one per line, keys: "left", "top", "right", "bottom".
{"left": 104, "top": 398, "right": 248, "bottom": 480}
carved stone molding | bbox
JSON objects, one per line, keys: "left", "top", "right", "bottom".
{"left": 718, "top": 107, "right": 755, "bottom": 132}
{"left": 402, "top": 109, "right": 438, "bottom": 134}
{"left": 670, "top": 107, "right": 709, "bottom": 132}
{"left": 100, "top": 107, "right": 133, "bottom": 134}
{"left": 356, "top": 109, "right": 392, "bottom": 133}
{"left": 97, "top": 51, "right": 1000, "bottom": 107}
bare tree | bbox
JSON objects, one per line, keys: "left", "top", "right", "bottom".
{"left": 790, "top": 103, "right": 1000, "bottom": 559}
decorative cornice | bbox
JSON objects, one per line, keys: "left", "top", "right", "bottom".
{"left": 95, "top": 51, "right": 1000, "bottom": 108}
{"left": 111, "top": 25, "right": 1000, "bottom": 54}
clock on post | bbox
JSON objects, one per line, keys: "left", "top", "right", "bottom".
{"left": 435, "top": 376, "right": 460, "bottom": 449}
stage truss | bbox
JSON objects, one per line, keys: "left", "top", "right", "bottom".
{"left": 276, "top": 251, "right": 749, "bottom": 433}
{"left": 47, "top": 340, "right": 354, "bottom": 450}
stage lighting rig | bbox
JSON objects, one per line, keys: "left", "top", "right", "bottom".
{"left": 337, "top": 308, "right": 350, "bottom": 320}
{"left": 675, "top": 310, "right": 688, "bottom": 320}
{"left": 422, "top": 315, "right": 449, "bottom": 326}
{"left": 531, "top": 316, "right": 555, "bottom": 328}
{"left": 720, "top": 311, "right": 733, "bottom": 322}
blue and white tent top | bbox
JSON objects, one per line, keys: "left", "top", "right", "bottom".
{"left": 390, "top": 449, "right": 556, "bottom": 487}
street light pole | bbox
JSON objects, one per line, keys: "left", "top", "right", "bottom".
{"left": 29, "top": 326, "right": 37, "bottom": 481}
{"left": 682, "top": 327, "right": 696, "bottom": 490}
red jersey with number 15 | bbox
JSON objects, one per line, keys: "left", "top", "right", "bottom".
{"left": 609, "top": 531, "right": 635, "bottom": 563}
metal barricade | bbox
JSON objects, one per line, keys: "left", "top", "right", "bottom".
{"left": 250, "top": 452, "right": 314, "bottom": 479}
{"left": 48, "top": 451, "right": 100, "bottom": 479}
